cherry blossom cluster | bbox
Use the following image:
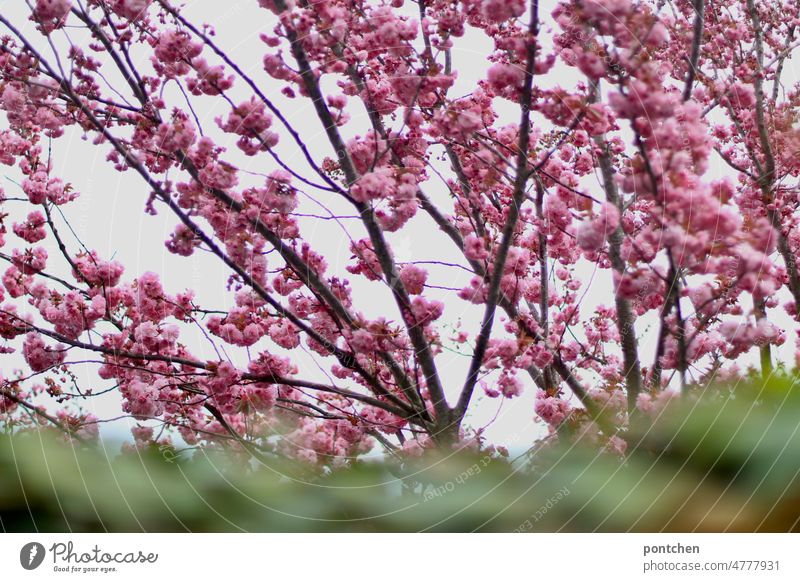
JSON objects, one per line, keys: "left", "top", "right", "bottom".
{"left": 0, "top": 0, "right": 798, "bottom": 465}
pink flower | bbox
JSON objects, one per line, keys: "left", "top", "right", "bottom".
{"left": 582, "top": 0, "right": 632, "bottom": 24}
{"left": 534, "top": 390, "right": 571, "bottom": 427}
{"left": 349, "top": 328, "right": 378, "bottom": 353}
{"left": 479, "top": 0, "right": 525, "bottom": 22}
{"left": 577, "top": 220, "right": 606, "bottom": 252}
{"left": 498, "top": 373, "right": 522, "bottom": 398}
{"left": 464, "top": 234, "right": 489, "bottom": 261}
{"left": 73, "top": 252, "right": 124, "bottom": 288}
{"left": 726, "top": 83, "right": 756, "bottom": 109}
{"left": 400, "top": 439, "right": 426, "bottom": 457}
{"left": 243, "top": 170, "right": 297, "bottom": 215}
{"left": 165, "top": 224, "right": 197, "bottom": 257}
{"left": 400, "top": 264, "right": 427, "bottom": 295}
{"left": 0, "top": 392, "right": 19, "bottom": 415}
{"left": 187, "top": 58, "right": 234, "bottom": 96}
{"left": 122, "top": 379, "right": 164, "bottom": 419}
{"left": 459, "top": 276, "right": 488, "bottom": 304}
{"left": 199, "top": 161, "right": 238, "bottom": 190}
{"left": 577, "top": 203, "right": 619, "bottom": 252}
{"left": 645, "top": 22, "right": 669, "bottom": 47}
{"left": 153, "top": 30, "right": 202, "bottom": 77}
{"left": 34, "top": 0, "right": 72, "bottom": 31}
{"left": 411, "top": 297, "right": 444, "bottom": 325}
{"left": 22, "top": 333, "right": 65, "bottom": 372}
{"left": 1, "top": 86, "right": 25, "bottom": 114}
{"left": 12, "top": 247, "right": 48, "bottom": 274}
{"left": 486, "top": 64, "right": 525, "bottom": 94}
{"left": 347, "top": 239, "right": 384, "bottom": 281}
{"left": 155, "top": 115, "right": 196, "bottom": 153}
{"left": 268, "top": 319, "right": 301, "bottom": 349}
{"left": 131, "top": 425, "right": 155, "bottom": 444}
{"left": 241, "top": 383, "right": 277, "bottom": 412}
{"left": 605, "top": 435, "right": 627, "bottom": 456}
{"left": 217, "top": 97, "right": 278, "bottom": 155}
{"left": 3, "top": 267, "right": 31, "bottom": 298}
{"left": 110, "top": 0, "right": 151, "bottom": 21}
{"left": 483, "top": 382, "right": 501, "bottom": 398}
{"left": 13, "top": 211, "right": 47, "bottom": 243}
{"left": 351, "top": 170, "right": 393, "bottom": 202}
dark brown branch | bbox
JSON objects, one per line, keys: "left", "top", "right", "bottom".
{"left": 594, "top": 135, "right": 643, "bottom": 410}
{"left": 456, "top": 0, "right": 540, "bottom": 424}
{"left": 0, "top": 387, "right": 90, "bottom": 444}
{"left": 682, "top": 0, "right": 705, "bottom": 102}
{"left": 271, "top": 0, "right": 449, "bottom": 430}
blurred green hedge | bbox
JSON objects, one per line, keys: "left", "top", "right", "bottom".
{"left": 2, "top": 376, "right": 799, "bottom": 532}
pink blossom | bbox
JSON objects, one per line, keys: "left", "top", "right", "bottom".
{"left": 268, "top": 319, "right": 301, "bottom": 349}
{"left": 22, "top": 173, "right": 77, "bottom": 205}
{"left": 534, "top": 390, "right": 571, "bottom": 427}
{"left": 155, "top": 115, "right": 196, "bottom": 153}
{"left": 351, "top": 170, "right": 393, "bottom": 203}
{"left": 349, "top": 328, "right": 378, "bottom": 353}
{"left": 605, "top": 435, "right": 627, "bottom": 456}
{"left": 33, "top": 0, "right": 71, "bottom": 31}
{"left": 122, "top": 379, "right": 164, "bottom": 419}
{"left": 400, "top": 264, "right": 427, "bottom": 295}
{"left": 73, "top": 252, "right": 124, "bottom": 288}
{"left": 464, "top": 235, "right": 489, "bottom": 261}
{"left": 0, "top": 0, "right": 798, "bottom": 465}
{"left": 577, "top": 203, "right": 620, "bottom": 252}
{"left": 726, "top": 83, "right": 756, "bottom": 109}
{"left": 13, "top": 211, "right": 47, "bottom": 243}
{"left": 3, "top": 267, "right": 31, "bottom": 298}
{"left": 187, "top": 58, "right": 234, "bottom": 96}
{"left": 153, "top": 30, "right": 202, "bottom": 77}
{"left": 498, "top": 373, "right": 522, "bottom": 398}
{"left": 165, "top": 224, "right": 197, "bottom": 257}
{"left": 199, "top": 161, "right": 238, "bottom": 190}
{"left": 577, "top": 51, "right": 607, "bottom": 79}
{"left": 483, "top": 382, "right": 500, "bottom": 398}
{"left": 12, "top": 247, "right": 48, "bottom": 274}
{"left": 110, "top": 0, "right": 151, "bottom": 21}
{"left": 22, "top": 333, "right": 65, "bottom": 372}
{"left": 217, "top": 97, "right": 278, "bottom": 155}
{"left": 478, "top": 0, "right": 525, "bottom": 22}
{"left": 411, "top": 297, "right": 444, "bottom": 325}
{"left": 486, "top": 64, "right": 525, "bottom": 94}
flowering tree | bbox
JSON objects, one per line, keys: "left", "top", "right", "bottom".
{"left": 0, "top": 0, "right": 796, "bottom": 465}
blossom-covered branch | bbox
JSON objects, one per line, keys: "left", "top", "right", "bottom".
{"left": 0, "top": 0, "right": 796, "bottom": 466}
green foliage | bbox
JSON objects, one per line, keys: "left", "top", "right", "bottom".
{"left": 2, "top": 376, "right": 799, "bottom": 532}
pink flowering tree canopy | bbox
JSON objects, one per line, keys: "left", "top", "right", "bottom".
{"left": 0, "top": 0, "right": 798, "bottom": 466}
